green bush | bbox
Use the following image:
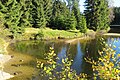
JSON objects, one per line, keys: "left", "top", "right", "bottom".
{"left": 35, "top": 30, "right": 44, "bottom": 40}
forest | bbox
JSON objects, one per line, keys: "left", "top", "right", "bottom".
{"left": 0, "top": 0, "right": 115, "bottom": 39}
{"left": 111, "top": 7, "right": 120, "bottom": 25}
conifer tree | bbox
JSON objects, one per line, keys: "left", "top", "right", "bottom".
{"left": 19, "top": 0, "right": 33, "bottom": 28}
{"left": 111, "top": 7, "right": 120, "bottom": 25}
{"left": 84, "top": 0, "right": 110, "bottom": 31}
{"left": 0, "top": 0, "right": 24, "bottom": 36}
{"left": 72, "top": 0, "right": 87, "bottom": 32}
{"left": 43, "top": 0, "right": 53, "bottom": 26}
{"left": 99, "top": 0, "right": 110, "bottom": 30}
{"left": 30, "top": 0, "right": 52, "bottom": 28}
{"left": 0, "top": 1, "right": 6, "bottom": 27}
{"left": 64, "top": 13, "right": 77, "bottom": 30}
{"left": 52, "top": 0, "right": 69, "bottom": 17}
{"left": 72, "top": 0, "right": 81, "bottom": 29}
{"left": 80, "top": 14, "right": 87, "bottom": 33}
{"left": 50, "top": 0, "right": 70, "bottom": 29}
{"left": 30, "top": 0, "right": 46, "bottom": 28}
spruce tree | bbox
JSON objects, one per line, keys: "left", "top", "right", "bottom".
{"left": 64, "top": 13, "right": 77, "bottom": 30}
{"left": 19, "top": 0, "right": 33, "bottom": 28}
{"left": 30, "top": 0, "right": 46, "bottom": 28}
{"left": 43, "top": 0, "right": 52, "bottom": 26}
{"left": 50, "top": 0, "right": 70, "bottom": 29}
{"left": 30, "top": 0, "right": 52, "bottom": 28}
{"left": 72, "top": 0, "right": 87, "bottom": 32}
{"left": 72, "top": 0, "right": 81, "bottom": 29}
{"left": 99, "top": 0, "right": 110, "bottom": 30}
{"left": 52, "top": 0, "right": 69, "bottom": 17}
{"left": 84, "top": 0, "right": 110, "bottom": 31}
{"left": 80, "top": 14, "right": 87, "bottom": 33}
{"left": 111, "top": 7, "right": 120, "bottom": 25}
{"left": 0, "top": 1, "right": 6, "bottom": 27}
{"left": 0, "top": 0, "right": 24, "bottom": 36}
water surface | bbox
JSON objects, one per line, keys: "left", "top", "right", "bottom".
{"left": 6, "top": 36, "right": 120, "bottom": 79}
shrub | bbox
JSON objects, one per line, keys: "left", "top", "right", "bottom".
{"left": 36, "top": 47, "right": 87, "bottom": 80}
{"left": 36, "top": 38, "right": 120, "bottom": 80}
{"left": 35, "top": 30, "right": 44, "bottom": 40}
{"left": 85, "top": 38, "right": 120, "bottom": 79}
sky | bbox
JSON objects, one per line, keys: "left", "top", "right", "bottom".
{"left": 80, "top": 0, "right": 120, "bottom": 12}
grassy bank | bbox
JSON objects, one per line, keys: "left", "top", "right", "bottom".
{"left": 17, "top": 28, "right": 83, "bottom": 40}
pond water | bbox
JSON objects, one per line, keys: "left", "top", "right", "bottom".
{"left": 6, "top": 36, "right": 120, "bottom": 80}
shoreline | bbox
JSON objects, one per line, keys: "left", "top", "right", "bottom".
{"left": 103, "top": 33, "right": 120, "bottom": 36}
{"left": 0, "top": 70, "right": 14, "bottom": 80}
{"left": 0, "top": 54, "right": 14, "bottom": 80}
{"left": 0, "top": 30, "right": 95, "bottom": 80}
{"left": 65, "top": 36, "right": 91, "bottom": 43}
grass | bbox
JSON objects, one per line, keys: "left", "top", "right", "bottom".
{"left": 24, "top": 28, "right": 83, "bottom": 40}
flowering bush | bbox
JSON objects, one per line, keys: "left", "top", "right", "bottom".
{"left": 85, "top": 38, "right": 120, "bottom": 80}
{"left": 37, "top": 47, "right": 87, "bottom": 80}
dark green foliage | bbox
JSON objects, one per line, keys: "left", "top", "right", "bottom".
{"left": 79, "top": 15, "right": 87, "bottom": 33}
{"left": 71, "top": 0, "right": 87, "bottom": 32}
{"left": 72, "top": 0, "right": 81, "bottom": 29}
{"left": 50, "top": 0, "right": 84, "bottom": 30}
{"left": 0, "top": 0, "right": 53, "bottom": 37}
{"left": 52, "top": 0, "right": 69, "bottom": 17}
{"left": 0, "top": 0, "right": 24, "bottom": 38}
{"left": 30, "top": 0, "right": 52, "bottom": 28}
{"left": 50, "top": 14, "right": 77, "bottom": 30}
{"left": 30, "top": 0, "right": 46, "bottom": 28}
{"left": 43, "top": 0, "right": 52, "bottom": 26}
{"left": 50, "top": 0, "right": 71, "bottom": 30}
{"left": 18, "top": 0, "right": 33, "bottom": 28}
{"left": 111, "top": 7, "right": 120, "bottom": 25}
{"left": 0, "top": 0, "right": 112, "bottom": 35}
{"left": 84, "top": 0, "right": 110, "bottom": 31}
{"left": 51, "top": 15, "right": 65, "bottom": 29}
{"left": 99, "top": 0, "right": 110, "bottom": 30}
{"left": 64, "top": 14, "right": 77, "bottom": 30}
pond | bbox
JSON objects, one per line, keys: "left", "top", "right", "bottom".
{"left": 5, "top": 36, "right": 120, "bottom": 80}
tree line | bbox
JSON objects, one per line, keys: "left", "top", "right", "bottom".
{"left": 111, "top": 7, "right": 120, "bottom": 25}
{"left": 0, "top": 0, "right": 111, "bottom": 36}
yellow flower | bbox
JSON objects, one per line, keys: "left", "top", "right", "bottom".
{"left": 109, "top": 62, "right": 114, "bottom": 67}
{"left": 117, "top": 54, "right": 120, "bottom": 57}
{"left": 111, "top": 38, "right": 114, "bottom": 41}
